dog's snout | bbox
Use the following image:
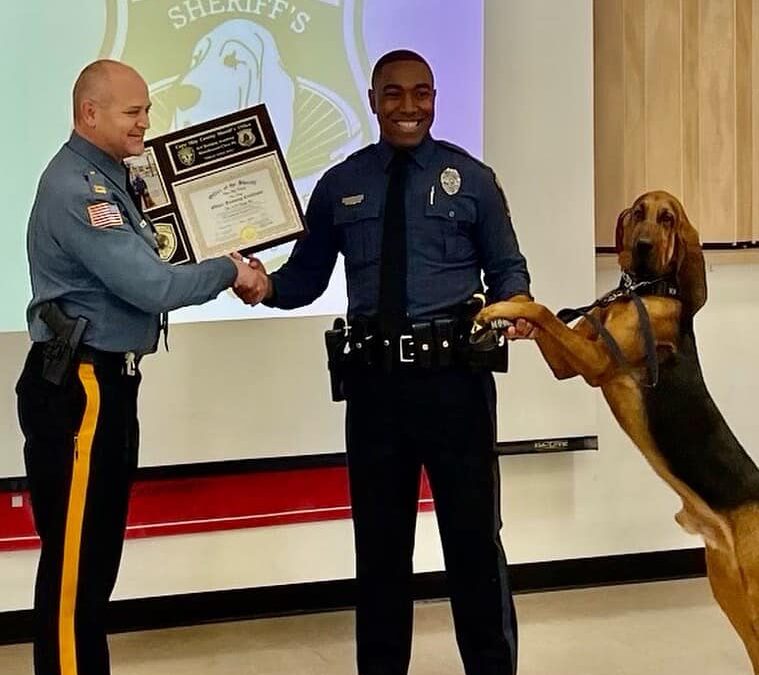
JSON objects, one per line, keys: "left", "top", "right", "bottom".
{"left": 635, "top": 238, "right": 654, "bottom": 255}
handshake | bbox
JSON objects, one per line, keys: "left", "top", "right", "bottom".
{"left": 228, "top": 252, "right": 272, "bottom": 306}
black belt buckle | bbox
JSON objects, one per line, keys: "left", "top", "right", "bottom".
{"left": 411, "top": 323, "right": 433, "bottom": 368}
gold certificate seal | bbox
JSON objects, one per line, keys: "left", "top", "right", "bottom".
{"left": 240, "top": 225, "right": 257, "bottom": 243}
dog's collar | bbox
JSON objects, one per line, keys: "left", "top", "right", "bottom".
{"left": 595, "top": 273, "right": 679, "bottom": 308}
{"left": 559, "top": 273, "right": 679, "bottom": 321}
{"left": 620, "top": 271, "right": 679, "bottom": 298}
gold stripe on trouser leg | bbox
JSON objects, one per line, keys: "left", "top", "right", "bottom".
{"left": 59, "top": 363, "right": 100, "bottom": 675}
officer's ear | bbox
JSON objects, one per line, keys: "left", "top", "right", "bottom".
{"left": 368, "top": 89, "right": 378, "bottom": 115}
{"left": 79, "top": 98, "right": 99, "bottom": 129}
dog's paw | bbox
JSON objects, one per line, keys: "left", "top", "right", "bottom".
{"left": 477, "top": 301, "right": 521, "bottom": 326}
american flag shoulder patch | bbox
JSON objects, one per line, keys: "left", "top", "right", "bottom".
{"left": 86, "top": 202, "right": 124, "bottom": 228}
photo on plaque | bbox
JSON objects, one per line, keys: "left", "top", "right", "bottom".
{"left": 125, "top": 147, "right": 170, "bottom": 212}
{"left": 125, "top": 104, "right": 306, "bottom": 265}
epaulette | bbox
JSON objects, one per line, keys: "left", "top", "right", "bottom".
{"left": 436, "top": 140, "right": 488, "bottom": 170}
{"left": 83, "top": 170, "right": 111, "bottom": 197}
{"left": 344, "top": 145, "right": 374, "bottom": 162}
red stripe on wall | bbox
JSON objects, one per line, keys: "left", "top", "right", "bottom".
{"left": 0, "top": 466, "right": 434, "bottom": 552}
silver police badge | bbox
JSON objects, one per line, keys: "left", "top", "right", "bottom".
{"left": 440, "top": 167, "right": 461, "bottom": 196}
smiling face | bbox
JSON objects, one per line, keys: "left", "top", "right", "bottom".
{"left": 75, "top": 63, "right": 151, "bottom": 161}
{"left": 369, "top": 59, "right": 435, "bottom": 149}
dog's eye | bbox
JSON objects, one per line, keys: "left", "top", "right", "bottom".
{"left": 660, "top": 211, "right": 674, "bottom": 225}
{"left": 224, "top": 51, "right": 244, "bottom": 70}
{"left": 633, "top": 208, "right": 644, "bottom": 220}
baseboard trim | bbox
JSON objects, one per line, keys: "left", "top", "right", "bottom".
{"left": 0, "top": 546, "right": 705, "bottom": 646}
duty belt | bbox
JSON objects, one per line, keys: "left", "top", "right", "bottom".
{"left": 77, "top": 346, "right": 141, "bottom": 376}
{"left": 348, "top": 317, "right": 464, "bottom": 370}
{"left": 324, "top": 316, "right": 508, "bottom": 397}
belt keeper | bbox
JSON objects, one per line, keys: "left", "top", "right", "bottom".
{"left": 411, "top": 323, "right": 434, "bottom": 369}
{"left": 433, "top": 318, "right": 455, "bottom": 368}
{"left": 381, "top": 336, "right": 394, "bottom": 372}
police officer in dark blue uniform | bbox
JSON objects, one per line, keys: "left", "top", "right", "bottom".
{"left": 247, "top": 50, "right": 533, "bottom": 675}
{"left": 16, "top": 59, "right": 262, "bottom": 675}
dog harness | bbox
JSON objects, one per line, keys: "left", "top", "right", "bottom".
{"left": 556, "top": 272, "right": 679, "bottom": 388}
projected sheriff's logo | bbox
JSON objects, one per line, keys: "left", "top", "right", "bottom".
{"left": 101, "top": 0, "right": 373, "bottom": 199}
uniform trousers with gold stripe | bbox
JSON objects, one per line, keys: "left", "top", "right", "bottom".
{"left": 16, "top": 343, "right": 140, "bottom": 675}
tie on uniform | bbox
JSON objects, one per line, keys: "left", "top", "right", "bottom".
{"left": 124, "top": 167, "right": 170, "bottom": 349}
{"left": 378, "top": 151, "right": 410, "bottom": 336}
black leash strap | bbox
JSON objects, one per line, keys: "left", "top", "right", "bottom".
{"left": 630, "top": 293, "right": 659, "bottom": 387}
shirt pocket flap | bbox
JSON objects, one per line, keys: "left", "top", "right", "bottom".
{"left": 424, "top": 195, "right": 477, "bottom": 223}
{"left": 333, "top": 194, "right": 382, "bottom": 225}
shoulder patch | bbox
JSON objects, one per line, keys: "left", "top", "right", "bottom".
{"left": 86, "top": 202, "right": 124, "bottom": 228}
{"left": 85, "top": 171, "right": 110, "bottom": 197}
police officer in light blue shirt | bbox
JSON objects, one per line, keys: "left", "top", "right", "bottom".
{"left": 16, "top": 59, "right": 261, "bottom": 675}
{"left": 243, "top": 50, "right": 533, "bottom": 675}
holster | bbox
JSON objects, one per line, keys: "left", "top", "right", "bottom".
{"left": 38, "top": 302, "right": 88, "bottom": 386}
{"left": 465, "top": 335, "right": 509, "bottom": 372}
{"left": 324, "top": 317, "right": 348, "bottom": 402}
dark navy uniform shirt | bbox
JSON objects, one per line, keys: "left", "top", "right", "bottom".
{"left": 26, "top": 132, "right": 237, "bottom": 354}
{"left": 269, "top": 136, "right": 530, "bottom": 320}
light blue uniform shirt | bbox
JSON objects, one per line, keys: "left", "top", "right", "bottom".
{"left": 26, "top": 132, "right": 236, "bottom": 354}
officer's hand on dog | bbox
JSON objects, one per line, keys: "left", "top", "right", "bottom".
{"left": 228, "top": 254, "right": 271, "bottom": 305}
{"left": 502, "top": 318, "right": 537, "bottom": 340}
{"left": 500, "top": 294, "right": 537, "bottom": 340}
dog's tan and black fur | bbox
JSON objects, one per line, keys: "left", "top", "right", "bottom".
{"left": 478, "top": 191, "right": 759, "bottom": 671}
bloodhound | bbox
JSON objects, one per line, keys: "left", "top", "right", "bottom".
{"left": 477, "top": 190, "right": 759, "bottom": 671}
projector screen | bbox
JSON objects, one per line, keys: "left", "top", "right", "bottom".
{"left": 0, "top": 0, "right": 483, "bottom": 330}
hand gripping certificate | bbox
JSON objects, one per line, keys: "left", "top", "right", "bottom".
{"left": 125, "top": 104, "right": 306, "bottom": 264}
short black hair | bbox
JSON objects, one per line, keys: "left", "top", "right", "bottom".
{"left": 370, "top": 50, "right": 433, "bottom": 89}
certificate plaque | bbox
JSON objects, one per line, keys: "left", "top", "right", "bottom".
{"left": 125, "top": 104, "right": 306, "bottom": 264}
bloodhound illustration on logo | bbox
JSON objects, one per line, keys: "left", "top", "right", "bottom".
{"left": 100, "top": 0, "right": 373, "bottom": 202}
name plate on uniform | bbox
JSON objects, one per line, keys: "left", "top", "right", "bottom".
{"left": 124, "top": 105, "right": 306, "bottom": 265}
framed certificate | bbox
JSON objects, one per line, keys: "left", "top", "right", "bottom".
{"left": 125, "top": 104, "right": 306, "bottom": 264}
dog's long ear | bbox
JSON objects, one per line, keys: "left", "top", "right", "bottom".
{"left": 615, "top": 208, "right": 631, "bottom": 253}
{"left": 675, "top": 207, "right": 707, "bottom": 317}
{"left": 615, "top": 207, "right": 632, "bottom": 272}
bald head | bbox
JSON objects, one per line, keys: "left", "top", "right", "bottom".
{"left": 72, "top": 60, "right": 151, "bottom": 161}
{"left": 73, "top": 60, "right": 137, "bottom": 123}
